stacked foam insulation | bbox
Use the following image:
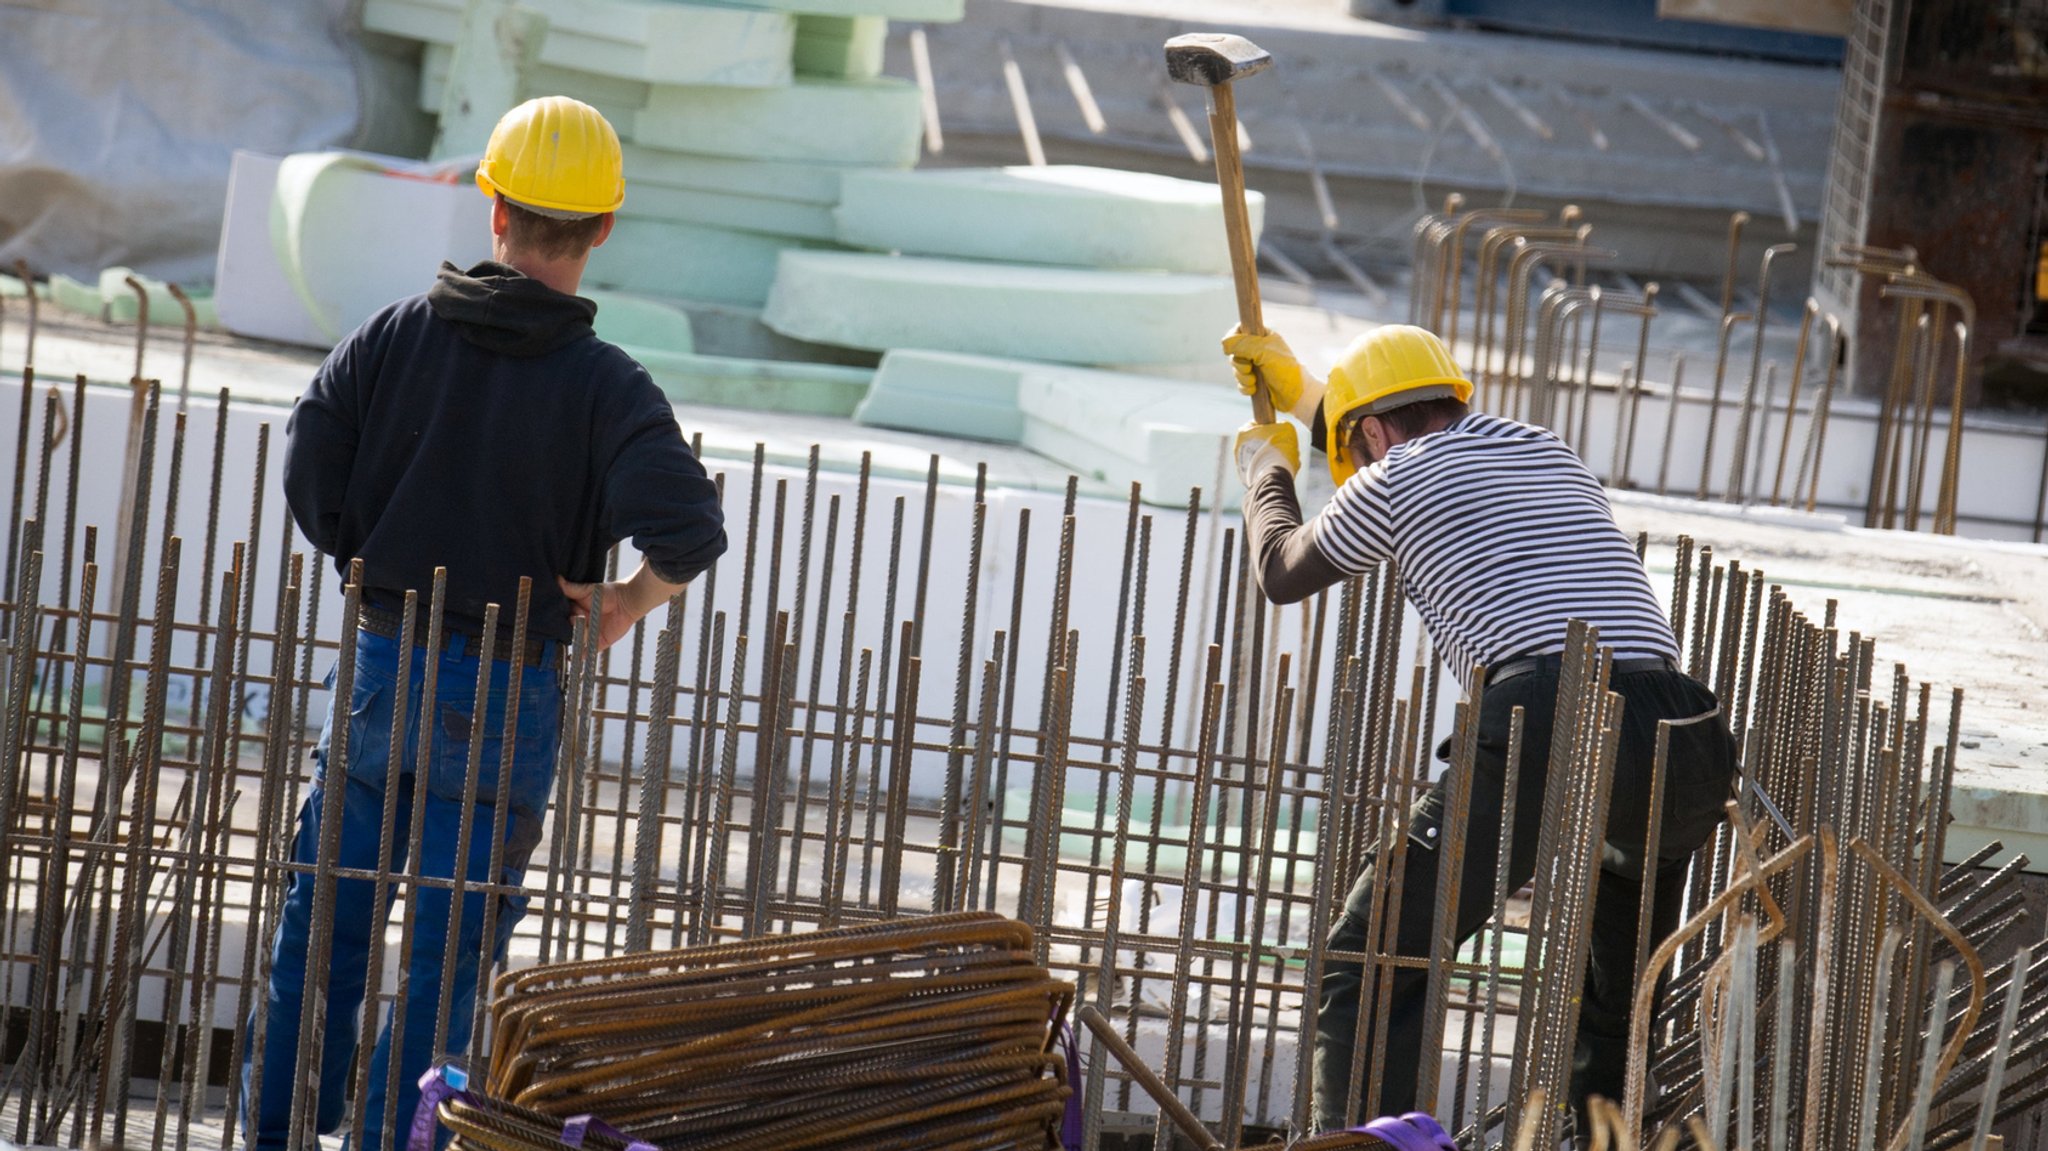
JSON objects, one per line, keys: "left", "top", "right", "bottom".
{"left": 371, "top": 0, "right": 949, "bottom": 309}
{"left": 852, "top": 350, "right": 1247, "bottom": 496}
{"left": 765, "top": 166, "right": 1261, "bottom": 371}
{"left": 37, "top": 268, "right": 218, "bottom": 328}
{"left": 587, "top": 289, "right": 872, "bottom": 415}
{"left": 762, "top": 166, "right": 1265, "bottom": 494}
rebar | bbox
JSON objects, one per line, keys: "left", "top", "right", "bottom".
{"left": 0, "top": 376, "right": 2035, "bottom": 1151}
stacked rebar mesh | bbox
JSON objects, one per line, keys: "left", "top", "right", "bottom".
{"left": 440, "top": 913, "right": 1074, "bottom": 1151}
{"left": 1611, "top": 540, "right": 2047, "bottom": 1151}
{"left": 2, "top": 362, "right": 2046, "bottom": 1149}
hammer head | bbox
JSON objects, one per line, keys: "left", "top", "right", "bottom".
{"left": 1164, "top": 33, "right": 1272, "bottom": 87}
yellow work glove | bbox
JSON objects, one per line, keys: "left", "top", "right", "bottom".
{"left": 1234, "top": 421, "right": 1300, "bottom": 488}
{"left": 1220, "top": 326, "right": 1305, "bottom": 415}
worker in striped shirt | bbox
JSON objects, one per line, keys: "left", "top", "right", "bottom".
{"left": 1224, "top": 324, "right": 1738, "bottom": 1135}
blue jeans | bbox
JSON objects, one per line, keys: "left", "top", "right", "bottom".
{"left": 241, "top": 628, "right": 562, "bottom": 1151}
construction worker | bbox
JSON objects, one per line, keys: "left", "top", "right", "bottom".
{"left": 1224, "top": 325, "right": 1736, "bottom": 1132}
{"left": 243, "top": 97, "right": 727, "bottom": 1151}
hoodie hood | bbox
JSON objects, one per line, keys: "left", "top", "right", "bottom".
{"left": 426, "top": 260, "right": 599, "bottom": 357}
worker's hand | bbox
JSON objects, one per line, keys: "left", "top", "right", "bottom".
{"left": 1234, "top": 421, "right": 1300, "bottom": 487}
{"left": 558, "top": 575, "right": 637, "bottom": 651}
{"left": 1220, "top": 326, "right": 1305, "bottom": 414}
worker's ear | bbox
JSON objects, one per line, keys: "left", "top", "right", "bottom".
{"left": 590, "top": 212, "right": 616, "bottom": 250}
{"left": 1359, "top": 415, "right": 1390, "bottom": 464}
{"left": 490, "top": 195, "right": 511, "bottom": 240}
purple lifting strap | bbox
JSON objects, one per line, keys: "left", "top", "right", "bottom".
{"left": 408, "top": 1063, "right": 471, "bottom": 1151}
{"left": 1058, "top": 1017, "right": 1084, "bottom": 1151}
{"left": 1350, "top": 1113, "right": 1456, "bottom": 1151}
{"left": 1399, "top": 1112, "right": 1458, "bottom": 1151}
{"left": 411, "top": 1066, "right": 660, "bottom": 1151}
{"left": 562, "top": 1112, "right": 660, "bottom": 1151}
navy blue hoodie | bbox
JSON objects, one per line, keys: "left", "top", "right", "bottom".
{"left": 284, "top": 260, "right": 727, "bottom": 642}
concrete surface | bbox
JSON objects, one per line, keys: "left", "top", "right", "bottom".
{"left": 894, "top": 0, "right": 1837, "bottom": 235}
{"left": 1610, "top": 493, "right": 2048, "bottom": 872}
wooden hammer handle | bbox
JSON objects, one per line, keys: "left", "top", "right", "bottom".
{"left": 1205, "top": 82, "right": 1276, "bottom": 425}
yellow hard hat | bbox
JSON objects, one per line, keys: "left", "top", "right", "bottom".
{"left": 475, "top": 96, "right": 625, "bottom": 218}
{"left": 1322, "top": 324, "right": 1473, "bottom": 485}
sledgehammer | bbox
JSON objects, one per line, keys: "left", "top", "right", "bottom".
{"left": 1165, "top": 32, "right": 1276, "bottom": 424}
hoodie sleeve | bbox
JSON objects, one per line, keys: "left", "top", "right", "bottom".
{"left": 283, "top": 324, "right": 369, "bottom": 556}
{"left": 597, "top": 366, "right": 728, "bottom": 584}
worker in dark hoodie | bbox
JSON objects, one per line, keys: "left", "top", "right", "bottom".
{"left": 242, "top": 96, "right": 726, "bottom": 1151}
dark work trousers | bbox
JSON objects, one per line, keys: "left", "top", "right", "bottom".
{"left": 1312, "top": 662, "right": 1738, "bottom": 1131}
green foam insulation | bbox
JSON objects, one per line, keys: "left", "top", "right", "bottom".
{"left": 620, "top": 146, "right": 856, "bottom": 206}
{"left": 363, "top": 0, "right": 794, "bottom": 88}
{"left": 622, "top": 187, "right": 838, "bottom": 242}
{"left": 634, "top": 78, "right": 923, "bottom": 166}
{"left": 586, "top": 290, "right": 694, "bottom": 354}
{"left": 586, "top": 218, "right": 837, "bottom": 308}
{"left": 418, "top": 43, "right": 648, "bottom": 123}
{"left": 855, "top": 350, "right": 1027, "bottom": 443}
{"left": 835, "top": 165, "right": 1264, "bottom": 276}
{"left": 41, "top": 270, "right": 214, "bottom": 328}
{"left": 586, "top": 288, "right": 870, "bottom": 415}
{"left": 855, "top": 350, "right": 1243, "bottom": 504}
{"left": 700, "top": 0, "right": 960, "bottom": 19}
{"left": 793, "top": 15, "right": 887, "bottom": 80}
{"left": 633, "top": 349, "right": 873, "bottom": 417}
{"left": 762, "top": 251, "right": 1235, "bottom": 365}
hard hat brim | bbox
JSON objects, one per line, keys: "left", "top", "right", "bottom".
{"left": 475, "top": 170, "right": 624, "bottom": 217}
{"left": 1323, "top": 377, "right": 1473, "bottom": 486}
{"left": 1355, "top": 380, "right": 1469, "bottom": 415}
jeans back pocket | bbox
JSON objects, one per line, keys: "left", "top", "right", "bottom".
{"left": 427, "top": 674, "right": 562, "bottom": 818}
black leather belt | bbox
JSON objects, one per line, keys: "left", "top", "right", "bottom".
{"left": 1487, "top": 652, "right": 1677, "bottom": 685}
{"left": 358, "top": 603, "right": 561, "bottom": 670}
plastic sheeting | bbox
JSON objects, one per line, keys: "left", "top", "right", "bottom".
{"left": 0, "top": 0, "right": 426, "bottom": 285}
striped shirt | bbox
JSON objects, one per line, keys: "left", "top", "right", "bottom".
{"left": 1307, "top": 413, "right": 1679, "bottom": 689}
